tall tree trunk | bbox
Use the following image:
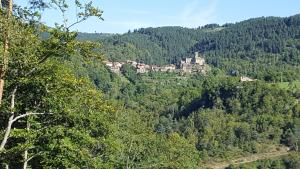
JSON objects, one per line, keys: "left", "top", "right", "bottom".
{"left": 0, "top": 86, "right": 16, "bottom": 150}
{"left": 23, "top": 149, "right": 28, "bottom": 169}
{"left": 0, "top": 85, "right": 15, "bottom": 169}
{"left": 0, "top": 0, "right": 13, "bottom": 105}
{"left": 0, "top": 114, "right": 14, "bottom": 149}
{"left": 0, "top": 79, "right": 5, "bottom": 105}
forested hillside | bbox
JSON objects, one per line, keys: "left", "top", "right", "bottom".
{"left": 73, "top": 14, "right": 300, "bottom": 168}
{"left": 193, "top": 15, "right": 300, "bottom": 82}
{"left": 87, "top": 14, "right": 300, "bottom": 81}
{"left": 79, "top": 26, "right": 210, "bottom": 65}
{"left": 1, "top": 1, "right": 300, "bottom": 168}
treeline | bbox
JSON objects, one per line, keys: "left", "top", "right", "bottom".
{"left": 63, "top": 13, "right": 300, "bottom": 168}
{"left": 95, "top": 26, "right": 206, "bottom": 65}
{"left": 66, "top": 50, "right": 300, "bottom": 167}
{"left": 0, "top": 1, "right": 201, "bottom": 168}
{"left": 193, "top": 15, "right": 300, "bottom": 81}
{"left": 87, "top": 14, "right": 300, "bottom": 81}
{"left": 1, "top": 1, "right": 300, "bottom": 168}
{"left": 113, "top": 71, "right": 300, "bottom": 160}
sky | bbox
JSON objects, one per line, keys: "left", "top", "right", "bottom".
{"left": 15, "top": 0, "right": 300, "bottom": 33}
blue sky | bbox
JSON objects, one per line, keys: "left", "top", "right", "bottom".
{"left": 15, "top": 0, "right": 300, "bottom": 33}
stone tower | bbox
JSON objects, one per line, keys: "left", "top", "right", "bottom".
{"left": 193, "top": 52, "right": 205, "bottom": 65}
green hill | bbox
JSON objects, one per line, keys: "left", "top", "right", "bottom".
{"left": 80, "top": 14, "right": 300, "bottom": 81}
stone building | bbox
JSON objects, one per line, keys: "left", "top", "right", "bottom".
{"left": 151, "top": 65, "right": 161, "bottom": 72}
{"left": 136, "top": 63, "right": 149, "bottom": 73}
{"left": 180, "top": 52, "right": 206, "bottom": 73}
{"left": 193, "top": 52, "right": 205, "bottom": 65}
{"left": 104, "top": 52, "right": 207, "bottom": 75}
{"left": 160, "top": 64, "right": 176, "bottom": 72}
{"left": 126, "top": 60, "right": 137, "bottom": 67}
{"left": 240, "top": 76, "right": 256, "bottom": 82}
{"left": 103, "top": 61, "right": 124, "bottom": 74}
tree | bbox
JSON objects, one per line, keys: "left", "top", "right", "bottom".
{"left": 120, "top": 63, "right": 138, "bottom": 83}
{"left": 0, "top": 0, "right": 12, "bottom": 104}
{"left": 0, "top": 0, "right": 106, "bottom": 168}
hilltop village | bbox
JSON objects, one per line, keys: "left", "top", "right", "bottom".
{"left": 104, "top": 52, "right": 208, "bottom": 74}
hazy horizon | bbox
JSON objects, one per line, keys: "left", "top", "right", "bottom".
{"left": 15, "top": 0, "right": 300, "bottom": 33}
{"left": 77, "top": 13, "right": 300, "bottom": 34}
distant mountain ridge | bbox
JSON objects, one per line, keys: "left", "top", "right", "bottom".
{"left": 76, "top": 32, "right": 114, "bottom": 41}
{"left": 79, "top": 14, "right": 300, "bottom": 81}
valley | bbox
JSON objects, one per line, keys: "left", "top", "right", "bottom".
{"left": 0, "top": 1, "right": 299, "bottom": 168}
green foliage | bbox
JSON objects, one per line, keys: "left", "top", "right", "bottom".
{"left": 193, "top": 15, "right": 300, "bottom": 81}
{"left": 95, "top": 26, "right": 206, "bottom": 65}
{"left": 115, "top": 73, "right": 300, "bottom": 161}
{"left": 2, "top": 1, "right": 300, "bottom": 168}
{"left": 89, "top": 14, "right": 300, "bottom": 81}
{"left": 0, "top": 1, "right": 119, "bottom": 168}
{"left": 229, "top": 153, "right": 300, "bottom": 169}
{"left": 63, "top": 13, "right": 300, "bottom": 168}
{"left": 29, "top": 62, "right": 118, "bottom": 168}
{"left": 120, "top": 64, "right": 139, "bottom": 83}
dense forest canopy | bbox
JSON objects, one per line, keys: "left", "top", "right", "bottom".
{"left": 74, "top": 14, "right": 300, "bottom": 168}
{"left": 79, "top": 14, "right": 300, "bottom": 81}
{"left": 0, "top": 1, "right": 299, "bottom": 168}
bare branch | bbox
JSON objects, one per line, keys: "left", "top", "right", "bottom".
{"left": 26, "top": 152, "right": 42, "bottom": 163}
{"left": 0, "top": 86, "right": 17, "bottom": 150}
{"left": 12, "top": 112, "right": 51, "bottom": 123}
{"left": 67, "top": 18, "right": 86, "bottom": 30}
{"left": 1, "top": 112, "right": 51, "bottom": 150}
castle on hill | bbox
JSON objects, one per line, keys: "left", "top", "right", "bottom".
{"left": 104, "top": 52, "right": 208, "bottom": 74}
{"left": 180, "top": 52, "right": 206, "bottom": 73}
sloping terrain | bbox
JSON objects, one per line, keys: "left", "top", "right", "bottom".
{"left": 78, "top": 14, "right": 300, "bottom": 81}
